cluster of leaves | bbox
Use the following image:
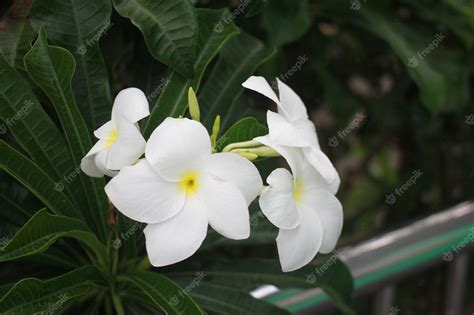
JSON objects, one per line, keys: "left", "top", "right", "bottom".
{"left": 0, "top": 0, "right": 355, "bottom": 314}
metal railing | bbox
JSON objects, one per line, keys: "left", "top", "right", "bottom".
{"left": 262, "top": 201, "right": 474, "bottom": 314}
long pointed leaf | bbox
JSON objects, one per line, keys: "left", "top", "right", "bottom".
{"left": 0, "top": 209, "right": 106, "bottom": 266}
{"left": 0, "top": 266, "right": 100, "bottom": 314}
{"left": 0, "top": 140, "right": 81, "bottom": 220}
{"left": 30, "top": 0, "right": 112, "bottom": 129}
{"left": 199, "top": 33, "right": 276, "bottom": 129}
{"left": 24, "top": 28, "right": 108, "bottom": 241}
{"left": 113, "top": 0, "right": 197, "bottom": 78}
{"left": 0, "top": 52, "right": 86, "bottom": 209}
{"left": 143, "top": 8, "right": 239, "bottom": 137}
{"left": 125, "top": 271, "right": 204, "bottom": 314}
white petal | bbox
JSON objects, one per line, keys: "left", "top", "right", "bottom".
{"left": 94, "top": 150, "right": 118, "bottom": 177}
{"left": 277, "top": 78, "right": 308, "bottom": 122}
{"left": 105, "top": 159, "right": 185, "bottom": 224}
{"left": 112, "top": 87, "right": 150, "bottom": 123}
{"left": 144, "top": 197, "right": 208, "bottom": 267}
{"left": 293, "top": 118, "right": 320, "bottom": 149}
{"left": 254, "top": 135, "right": 305, "bottom": 178}
{"left": 267, "top": 111, "right": 311, "bottom": 147}
{"left": 81, "top": 155, "right": 102, "bottom": 178}
{"left": 259, "top": 168, "right": 301, "bottom": 229}
{"left": 106, "top": 115, "right": 146, "bottom": 170}
{"left": 199, "top": 152, "right": 263, "bottom": 205}
{"left": 146, "top": 118, "right": 211, "bottom": 181}
{"left": 302, "top": 190, "right": 343, "bottom": 254}
{"left": 276, "top": 206, "right": 323, "bottom": 272}
{"left": 198, "top": 175, "right": 250, "bottom": 240}
{"left": 93, "top": 120, "right": 115, "bottom": 140}
{"left": 242, "top": 76, "right": 280, "bottom": 105}
{"left": 302, "top": 148, "right": 340, "bottom": 194}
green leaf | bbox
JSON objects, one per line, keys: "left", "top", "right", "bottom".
{"left": 245, "top": 0, "right": 268, "bottom": 17}
{"left": 262, "top": 0, "right": 311, "bottom": 46}
{"left": 30, "top": 0, "right": 112, "bottom": 129}
{"left": 0, "top": 209, "right": 107, "bottom": 266}
{"left": 0, "top": 141, "right": 81, "bottom": 220}
{"left": 186, "top": 282, "right": 291, "bottom": 315}
{"left": 113, "top": 0, "right": 197, "bottom": 78}
{"left": 199, "top": 33, "right": 275, "bottom": 130}
{"left": 0, "top": 10, "right": 36, "bottom": 71}
{"left": 0, "top": 52, "right": 85, "bottom": 209}
{"left": 0, "top": 172, "right": 41, "bottom": 227}
{"left": 125, "top": 271, "right": 204, "bottom": 314}
{"left": 216, "top": 117, "right": 268, "bottom": 151}
{"left": 24, "top": 28, "right": 108, "bottom": 241}
{"left": 0, "top": 266, "right": 100, "bottom": 314}
{"left": 171, "top": 258, "right": 354, "bottom": 314}
{"left": 143, "top": 8, "right": 239, "bottom": 137}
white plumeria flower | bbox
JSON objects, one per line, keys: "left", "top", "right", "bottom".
{"left": 105, "top": 118, "right": 263, "bottom": 267}
{"left": 81, "top": 88, "right": 150, "bottom": 177}
{"left": 242, "top": 76, "right": 340, "bottom": 194}
{"left": 255, "top": 135, "right": 343, "bottom": 272}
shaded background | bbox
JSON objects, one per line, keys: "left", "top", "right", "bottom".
{"left": 1, "top": 0, "right": 473, "bottom": 314}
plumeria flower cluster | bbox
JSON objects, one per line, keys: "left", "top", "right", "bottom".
{"left": 81, "top": 79, "right": 343, "bottom": 272}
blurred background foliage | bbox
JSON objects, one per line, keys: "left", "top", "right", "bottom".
{"left": 0, "top": 0, "right": 473, "bottom": 313}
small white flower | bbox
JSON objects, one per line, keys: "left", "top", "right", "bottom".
{"left": 81, "top": 88, "right": 150, "bottom": 177}
{"left": 242, "top": 76, "right": 340, "bottom": 193}
{"left": 256, "top": 136, "right": 343, "bottom": 272}
{"left": 105, "top": 118, "right": 263, "bottom": 267}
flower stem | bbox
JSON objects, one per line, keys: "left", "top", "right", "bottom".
{"left": 222, "top": 140, "right": 261, "bottom": 152}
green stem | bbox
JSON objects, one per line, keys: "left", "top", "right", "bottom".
{"left": 111, "top": 288, "right": 126, "bottom": 315}
{"left": 222, "top": 140, "right": 261, "bottom": 152}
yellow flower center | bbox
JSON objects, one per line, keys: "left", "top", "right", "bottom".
{"left": 179, "top": 171, "right": 200, "bottom": 195}
{"left": 293, "top": 179, "right": 303, "bottom": 204}
{"left": 104, "top": 129, "right": 118, "bottom": 148}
